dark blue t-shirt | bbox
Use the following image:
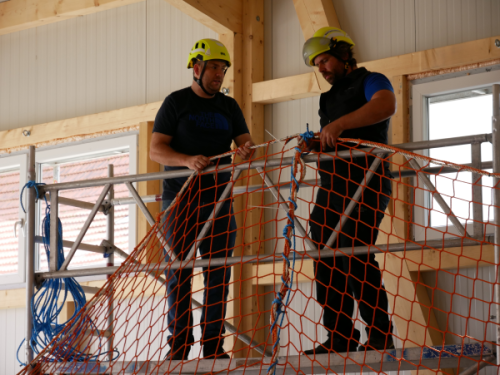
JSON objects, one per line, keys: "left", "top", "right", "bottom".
{"left": 153, "top": 87, "right": 249, "bottom": 201}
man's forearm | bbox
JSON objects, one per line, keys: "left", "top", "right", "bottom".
{"left": 150, "top": 144, "right": 189, "bottom": 167}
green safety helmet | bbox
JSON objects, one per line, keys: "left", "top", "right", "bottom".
{"left": 302, "top": 27, "right": 355, "bottom": 67}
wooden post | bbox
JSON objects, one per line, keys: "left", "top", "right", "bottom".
{"left": 230, "top": 0, "right": 266, "bottom": 359}
{"left": 219, "top": 31, "right": 243, "bottom": 355}
{"left": 388, "top": 76, "right": 411, "bottom": 241}
{"left": 137, "top": 121, "right": 161, "bottom": 263}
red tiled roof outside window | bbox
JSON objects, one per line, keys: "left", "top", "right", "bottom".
{"left": 0, "top": 153, "right": 131, "bottom": 275}
{"left": 38, "top": 154, "right": 130, "bottom": 272}
{"left": 0, "top": 171, "right": 22, "bottom": 275}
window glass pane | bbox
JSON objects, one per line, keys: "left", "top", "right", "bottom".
{"left": 38, "top": 154, "right": 129, "bottom": 271}
{"left": 428, "top": 93, "right": 493, "bottom": 227}
{"left": 0, "top": 170, "right": 20, "bottom": 275}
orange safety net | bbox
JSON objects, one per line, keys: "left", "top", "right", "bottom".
{"left": 19, "top": 134, "right": 500, "bottom": 375}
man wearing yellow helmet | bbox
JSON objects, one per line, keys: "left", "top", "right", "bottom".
{"left": 303, "top": 27, "right": 396, "bottom": 355}
{"left": 150, "top": 38, "right": 254, "bottom": 361}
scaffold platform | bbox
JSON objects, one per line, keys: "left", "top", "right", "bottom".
{"left": 39, "top": 343, "right": 495, "bottom": 374}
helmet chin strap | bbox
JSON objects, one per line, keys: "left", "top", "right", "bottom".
{"left": 329, "top": 40, "right": 350, "bottom": 79}
{"left": 195, "top": 61, "right": 216, "bottom": 97}
{"left": 343, "top": 61, "right": 350, "bottom": 77}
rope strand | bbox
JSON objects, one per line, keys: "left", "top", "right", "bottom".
{"left": 268, "top": 126, "right": 314, "bottom": 374}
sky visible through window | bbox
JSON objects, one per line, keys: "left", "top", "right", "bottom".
{"left": 428, "top": 94, "right": 494, "bottom": 229}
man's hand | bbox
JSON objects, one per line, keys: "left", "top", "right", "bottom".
{"left": 185, "top": 155, "right": 212, "bottom": 173}
{"left": 236, "top": 141, "right": 255, "bottom": 160}
{"left": 320, "top": 119, "right": 345, "bottom": 149}
{"left": 305, "top": 138, "right": 321, "bottom": 152}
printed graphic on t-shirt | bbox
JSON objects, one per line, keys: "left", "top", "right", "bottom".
{"left": 189, "top": 112, "right": 229, "bottom": 130}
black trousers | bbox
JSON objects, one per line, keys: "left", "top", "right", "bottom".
{"left": 309, "top": 184, "right": 392, "bottom": 344}
{"left": 162, "top": 198, "right": 236, "bottom": 347}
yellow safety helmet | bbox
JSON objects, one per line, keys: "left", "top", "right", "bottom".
{"left": 187, "top": 38, "right": 231, "bottom": 68}
{"left": 302, "top": 27, "right": 355, "bottom": 67}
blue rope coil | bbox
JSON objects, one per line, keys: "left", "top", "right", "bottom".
{"left": 17, "top": 181, "right": 119, "bottom": 365}
{"left": 268, "top": 126, "right": 313, "bottom": 374}
{"left": 20, "top": 181, "right": 46, "bottom": 213}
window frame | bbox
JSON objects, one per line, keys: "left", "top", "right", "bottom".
{"left": 35, "top": 134, "right": 138, "bottom": 275}
{"left": 411, "top": 69, "right": 500, "bottom": 241}
{"left": 0, "top": 154, "right": 28, "bottom": 286}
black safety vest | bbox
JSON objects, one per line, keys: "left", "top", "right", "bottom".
{"left": 317, "top": 67, "right": 392, "bottom": 191}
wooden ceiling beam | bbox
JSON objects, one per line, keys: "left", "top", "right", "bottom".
{"left": 163, "top": 0, "right": 242, "bottom": 34}
{"left": 0, "top": 0, "right": 242, "bottom": 36}
{"left": 0, "top": 101, "right": 161, "bottom": 154}
{"left": 253, "top": 34, "right": 500, "bottom": 104}
{"left": 292, "top": 0, "right": 340, "bottom": 93}
{"left": 293, "top": 0, "right": 340, "bottom": 40}
{"left": 0, "top": 0, "right": 145, "bottom": 36}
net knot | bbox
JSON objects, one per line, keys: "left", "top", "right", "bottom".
{"left": 299, "top": 124, "right": 314, "bottom": 143}
{"left": 298, "top": 124, "right": 315, "bottom": 154}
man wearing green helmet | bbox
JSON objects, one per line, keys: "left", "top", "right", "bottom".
{"left": 150, "top": 38, "right": 254, "bottom": 361}
{"left": 303, "top": 27, "right": 396, "bottom": 354}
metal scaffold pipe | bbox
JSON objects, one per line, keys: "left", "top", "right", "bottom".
{"left": 106, "top": 165, "right": 115, "bottom": 362}
{"left": 492, "top": 84, "right": 500, "bottom": 365}
{"left": 39, "top": 134, "right": 492, "bottom": 192}
{"left": 108, "top": 160, "right": 494, "bottom": 207}
{"left": 25, "top": 146, "right": 36, "bottom": 365}
{"left": 35, "top": 236, "right": 492, "bottom": 280}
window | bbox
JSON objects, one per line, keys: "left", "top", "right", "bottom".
{"left": 35, "top": 135, "right": 137, "bottom": 273}
{"left": 412, "top": 69, "right": 499, "bottom": 240}
{"left": 0, "top": 154, "right": 27, "bottom": 285}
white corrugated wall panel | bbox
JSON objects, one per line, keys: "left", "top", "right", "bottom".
{"left": 0, "top": 2, "right": 147, "bottom": 132}
{"left": 477, "top": 0, "right": 492, "bottom": 40}
{"left": 145, "top": 0, "right": 217, "bottom": 104}
{"left": 415, "top": 0, "right": 500, "bottom": 51}
{"left": 333, "top": 0, "right": 416, "bottom": 63}
{"left": 0, "top": 0, "right": 220, "bottom": 132}
{"left": 0, "top": 308, "right": 26, "bottom": 375}
{"left": 389, "top": 0, "right": 416, "bottom": 57}
{"left": 269, "top": 0, "right": 310, "bottom": 80}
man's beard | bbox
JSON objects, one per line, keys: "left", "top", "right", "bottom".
{"left": 206, "top": 80, "right": 222, "bottom": 94}
{"left": 323, "top": 72, "right": 335, "bottom": 85}
{"left": 323, "top": 70, "right": 343, "bottom": 85}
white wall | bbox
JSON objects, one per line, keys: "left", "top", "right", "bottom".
{"left": 0, "top": 0, "right": 217, "bottom": 132}
{"left": 0, "top": 308, "right": 26, "bottom": 375}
